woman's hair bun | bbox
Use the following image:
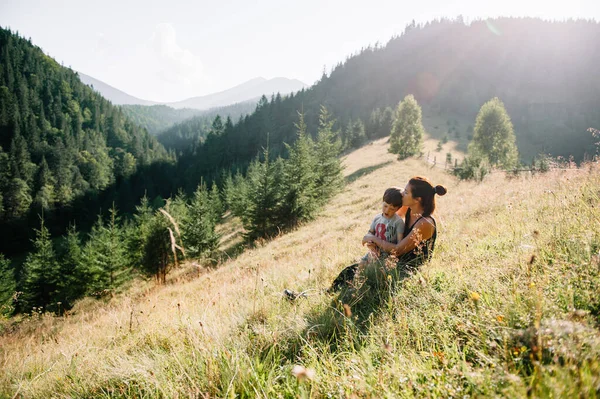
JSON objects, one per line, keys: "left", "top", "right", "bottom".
{"left": 434, "top": 185, "right": 447, "bottom": 196}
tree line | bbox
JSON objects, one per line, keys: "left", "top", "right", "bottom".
{"left": 0, "top": 182, "right": 222, "bottom": 316}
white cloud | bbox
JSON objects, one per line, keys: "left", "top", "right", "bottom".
{"left": 152, "top": 23, "right": 205, "bottom": 86}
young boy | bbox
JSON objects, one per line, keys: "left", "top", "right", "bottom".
{"left": 326, "top": 187, "right": 404, "bottom": 293}
{"left": 359, "top": 187, "right": 404, "bottom": 269}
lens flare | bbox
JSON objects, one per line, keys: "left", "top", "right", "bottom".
{"left": 485, "top": 20, "right": 502, "bottom": 36}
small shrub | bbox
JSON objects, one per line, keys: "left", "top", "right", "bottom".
{"left": 453, "top": 155, "right": 489, "bottom": 181}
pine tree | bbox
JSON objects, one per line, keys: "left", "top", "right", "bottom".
{"left": 223, "top": 170, "right": 248, "bottom": 218}
{"left": 0, "top": 147, "right": 7, "bottom": 218}
{"left": 314, "top": 105, "right": 343, "bottom": 204}
{"left": 210, "top": 115, "right": 224, "bottom": 136}
{"left": 221, "top": 171, "right": 235, "bottom": 213}
{"left": 243, "top": 145, "right": 283, "bottom": 240}
{"left": 340, "top": 119, "right": 352, "bottom": 150}
{"left": 184, "top": 183, "right": 220, "bottom": 257}
{"left": 379, "top": 107, "right": 395, "bottom": 139}
{"left": 0, "top": 254, "right": 16, "bottom": 316}
{"left": 140, "top": 205, "right": 184, "bottom": 284}
{"left": 104, "top": 204, "right": 127, "bottom": 286}
{"left": 282, "top": 110, "right": 318, "bottom": 225}
{"left": 141, "top": 213, "right": 171, "bottom": 284}
{"left": 82, "top": 218, "right": 107, "bottom": 294}
{"left": 0, "top": 146, "right": 9, "bottom": 191}
{"left": 366, "top": 109, "right": 381, "bottom": 139}
{"left": 57, "top": 224, "right": 86, "bottom": 306}
{"left": 52, "top": 140, "right": 74, "bottom": 205}
{"left": 349, "top": 119, "right": 367, "bottom": 148}
{"left": 20, "top": 217, "right": 60, "bottom": 311}
{"left": 470, "top": 97, "right": 518, "bottom": 169}
{"left": 9, "top": 131, "right": 35, "bottom": 184}
{"left": 389, "top": 95, "right": 424, "bottom": 159}
{"left": 33, "top": 156, "right": 56, "bottom": 211}
{"left": 127, "top": 194, "right": 154, "bottom": 268}
{"left": 5, "top": 177, "right": 32, "bottom": 218}
{"left": 209, "top": 181, "right": 224, "bottom": 223}
{"left": 166, "top": 191, "right": 189, "bottom": 230}
{"left": 83, "top": 206, "right": 127, "bottom": 292}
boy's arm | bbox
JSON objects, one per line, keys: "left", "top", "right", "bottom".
{"left": 365, "top": 217, "right": 378, "bottom": 252}
{"left": 367, "top": 217, "right": 377, "bottom": 235}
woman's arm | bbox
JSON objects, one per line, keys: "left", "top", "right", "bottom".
{"left": 363, "top": 217, "right": 435, "bottom": 256}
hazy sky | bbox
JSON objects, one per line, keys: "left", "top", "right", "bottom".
{"left": 1, "top": 0, "right": 598, "bottom": 102}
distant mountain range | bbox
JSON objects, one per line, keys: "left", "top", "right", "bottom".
{"left": 166, "top": 77, "right": 308, "bottom": 109}
{"left": 78, "top": 72, "right": 158, "bottom": 106}
{"left": 77, "top": 74, "right": 308, "bottom": 110}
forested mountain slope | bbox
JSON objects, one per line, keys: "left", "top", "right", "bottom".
{"left": 154, "top": 100, "right": 258, "bottom": 151}
{"left": 119, "top": 105, "right": 201, "bottom": 135}
{"left": 164, "top": 18, "right": 599, "bottom": 194}
{"left": 120, "top": 96, "right": 260, "bottom": 138}
{"left": 0, "top": 27, "right": 172, "bottom": 251}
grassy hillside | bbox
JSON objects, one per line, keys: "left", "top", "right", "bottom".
{"left": 1, "top": 137, "right": 599, "bottom": 398}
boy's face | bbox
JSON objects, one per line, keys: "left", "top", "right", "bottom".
{"left": 382, "top": 201, "right": 400, "bottom": 218}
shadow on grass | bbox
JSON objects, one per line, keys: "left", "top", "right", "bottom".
{"left": 269, "top": 261, "right": 417, "bottom": 363}
{"left": 345, "top": 161, "right": 393, "bottom": 184}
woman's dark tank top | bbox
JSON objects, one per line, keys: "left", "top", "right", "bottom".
{"left": 397, "top": 208, "right": 437, "bottom": 267}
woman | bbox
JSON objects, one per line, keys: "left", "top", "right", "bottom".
{"left": 329, "top": 176, "right": 446, "bottom": 292}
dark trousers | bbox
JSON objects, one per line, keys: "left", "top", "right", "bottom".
{"left": 328, "top": 263, "right": 358, "bottom": 292}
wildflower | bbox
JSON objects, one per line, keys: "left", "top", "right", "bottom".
{"left": 496, "top": 315, "right": 504, "bottom": 322}
{"left": 528, "top": 282, "right": 535, "bottom": 288}
{"left": 470, "top": 292, "right": 480, "bottom": 302}
{"left": 292, "top": 365, "right": 315, "bottom": 381}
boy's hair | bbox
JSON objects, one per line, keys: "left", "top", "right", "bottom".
{"left": 383, "top": 187, "right": 403, "bottom": 207}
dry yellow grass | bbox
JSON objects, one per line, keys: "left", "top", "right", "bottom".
{"left": 1, "top": 136, "right": 598, "bottom": 398}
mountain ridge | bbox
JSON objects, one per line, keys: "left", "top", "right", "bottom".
{"left": 78, "top": 73, "right": 308, "bottom": 109}
{"left": 77, "top": 72, "right": 158, "bottom": 106}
